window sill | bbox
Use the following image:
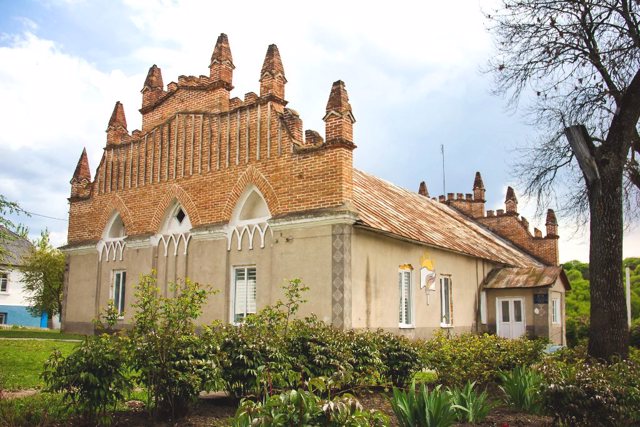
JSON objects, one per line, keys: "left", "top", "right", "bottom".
{"left": 440, "top": 323, "right": 454, "bottom": 329}
{"left": 399, "top": 324, "right": 415, "bottom": 329}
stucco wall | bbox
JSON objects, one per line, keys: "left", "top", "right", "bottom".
{"left": 351, "top": 228, "right": 496, "bottom": 339}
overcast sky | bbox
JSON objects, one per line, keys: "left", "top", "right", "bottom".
{"left": 0, "top": 0, "right": 638, "bottom": 262}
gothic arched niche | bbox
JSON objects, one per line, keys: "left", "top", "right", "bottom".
{"left": 228, "top": 186, "right": 272, "bottom": 251}
{"left": 160, "top": 201, "right": 192, "bottom": 234}
{"left": 104, "top": 212, "right": 126, "bottom": 239}
{"left": 99, "top": 211, "right": 127, "bottom": 262}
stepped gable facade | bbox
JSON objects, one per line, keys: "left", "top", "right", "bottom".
{"left": 62, "top": 34, "right": 568, "bottom": 344}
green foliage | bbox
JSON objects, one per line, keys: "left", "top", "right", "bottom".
{"left": 631, "top": 318, "right": 640, "bottom": 348}
{"left": 128, "top": 273, "right": 220, "bottom": 419}
{"left": 0, "top": 195, "right": 27, "bottom": 263}
{"left": 412, "top": 370, "right": 438, "bottom": 386}
{"left": 21, "top": 230, "right": 65, "bottom": 319}
{"left": 498, "top": 366, "right": 544, "bottom": 414}
{"left": 390, "top": 383, "right": 457, "bottom": 427}
{"left": 421, "top": 332, "right": 545, "bottom": 386}
{"left": 377, "top": 331, "right": 422, "bottom": 387}
{"left": 232, "top": 389, "right": 388, "bottom": 426}
{"left": 0, "top": 392, "right": 70, "bottom": 427}
{"left": 446, "top": 381, "right": 492, "bottom": 424}
{"left": 538, "top": 348, "right": 640, "bottom": 426}
{"left": 42, "top": 333, "right": 132, "bottom": 424}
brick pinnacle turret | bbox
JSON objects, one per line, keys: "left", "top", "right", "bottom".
{"left": 209, "top": 33, "right": 234, "bottom": 87}
{"left": 260, "top": 44, "right": 287, "bottom": 100}
{"left": 473, "top": 171, "right": 485, "bottom": 201}
{"left": 71, "top": 148, "right": 91, "bottom": 183}
{"left": 323, "top": 80, "right": 355, "bottom": 146}
{"left": 505, "top": 186, "right": 518, "bottom": 214}
{"left": 108, "top": 101, "right": 127, "bottom": 131}
{"left": 418, "top": 181, "right": 429, "bottom": 197}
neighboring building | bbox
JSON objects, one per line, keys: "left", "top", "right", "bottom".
{"left": 0, "top": 227, "right": 47, "bottom": 328}
{"left": 61, "top": 34, "right": 569, "bottom": 344}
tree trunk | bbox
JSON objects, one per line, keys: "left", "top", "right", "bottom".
{"left": 587, "top": 163, "right": 629, "bottom": 360}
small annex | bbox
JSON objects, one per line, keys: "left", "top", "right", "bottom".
{"left": 62, "top": 34, "right": 568, "bottom": 344}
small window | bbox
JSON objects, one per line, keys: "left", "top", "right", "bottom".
{"left": 0, "top": 273, "right": 7, "bottom": 293}
{"left": 552, "top": 298, "right": 560, "bottom": 324}
{"left": 176, "top": 208, "right": 186, "bottom": 224}
{"left": 0, "top": 313, "right": 6, "bottom": 324}
{"left": 440, "top": 276, "right": 453, "bottom": 326}
{"left": 112, "top": 270, "right": 126, "bottom": 316}
{"left": 233, "top": 267, "right": 257, "bottom": 323}
{"left": 398, "top": 268, "right": 413, "bottom": 327}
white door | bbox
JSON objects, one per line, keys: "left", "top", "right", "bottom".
{"left": 497, "top": 298, "right": 525, "bottom": 339}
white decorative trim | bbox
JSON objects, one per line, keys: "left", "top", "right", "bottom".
{"left": 98, "top": 238, "right": 127, "bottom": 262}
{"left": 190, "top": 225, "right": 227, "bottom": 241}
{"left": 60, "top": 244, "right": 96, "bottom": 256}
{"left": 269, "top": 211, "right": 358, "bottom": 231}
{"left": 227, "top": 222, "right": 271, "bottom": 251}
{"left": 157, "top": 233, "right": 191, "bottom": 256}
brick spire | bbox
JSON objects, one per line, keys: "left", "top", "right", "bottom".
{"left": 545, "top": 209, "right": 558, "bottom": 237}
{"left": 108, "top": 101, "right": 127, "bottom": 131}
{"left": 323, "top": 80, "right": 356, "bottom": 145}
{"left": 141, "top": 64, "right": 164, "bottom": 108}
{"left": 107, "top": 101, "right": 129, "bottom": 145}
{"left": 418, "top": 181, "right": 429, "bottom": 197}
{"left": 473, "top": 171, "right": 485, "bottom": 201}
{"left": 209, "top": 33, "right": 234, "bottom": 87}
{"left": 71, "top": 148, "right": 91, "bottom": 183}
{"left": 70, "top": 148, "right": 92, "bottom": 199}
{"left": 259, "top": 44, "right": 287, "bottom": 100}
{"left": 505, "top": 186, "right": 518, "bottom": 214}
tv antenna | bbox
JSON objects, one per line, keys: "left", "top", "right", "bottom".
{"left": 441, "top": 144, "right": 446, "bottom": 195}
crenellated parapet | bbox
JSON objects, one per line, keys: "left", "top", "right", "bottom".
{"left": 426, "top": 172, "right": 559, "bottom": 265}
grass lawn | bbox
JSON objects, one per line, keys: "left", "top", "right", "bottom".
{"left": 0, "top": 339, "right": 79, "bottom": 390}
{"left": 0, "top": 329, "right": 85, "bottom": 340}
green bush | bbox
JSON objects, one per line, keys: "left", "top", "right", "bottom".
{"left": 128, "top": 274, "right": 221, "bottom": 419}
{"left": 421, "top": 332, "right": 545, "bottom": 386}
{"left": 538, "top": 348, "right": 640, "bottom": 426}
{"left": 42, "top": 333, "right": 131, "bottom": 424}
{"left": 447, "top": 381, "right": 492, "bottom": 423}
{"left": 377, "top": 332, "right": 422, "bottom": 386}
{"left": 232, "top": 389, "right": 388, "bottom": 426}
{"left": 498, "top": 366, "right": 544, "bottom": 414}
{"left": 630, "top": 318, "right": 640, "bottom": 348}
{"left": 390, "top": 383, "right": 457, "bottom": 427}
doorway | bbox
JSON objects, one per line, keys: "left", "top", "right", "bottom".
{"left": 496, "top": 298, "right": 525, "bottom": 339}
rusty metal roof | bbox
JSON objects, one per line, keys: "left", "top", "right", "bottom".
{"left": 481, "top": 266, "right": 570, "bottom": 290}
{"left": 352, "top": 170, "right": 541, "bottom": 267}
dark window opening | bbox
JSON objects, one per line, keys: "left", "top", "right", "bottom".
{"left": 176, "top": 208, "right": 186, "bottom": 224}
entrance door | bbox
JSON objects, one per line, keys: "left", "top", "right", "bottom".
{"left": 497, "top": 298, "right": 525, "bottom": 339}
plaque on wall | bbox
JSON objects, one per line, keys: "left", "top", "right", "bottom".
{"left": 533, "top": 294, "right": 548, "bottom": 304}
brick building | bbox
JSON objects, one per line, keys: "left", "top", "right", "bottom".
{"left": 62, "top": 34, "right": 568, "bottom": 343}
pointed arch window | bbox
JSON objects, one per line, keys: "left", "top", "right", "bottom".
{"left": 228, "top": 186, "right": 271, "bottom": 251}
{"left": 156, "top": 202, "right": 192, "bottom": 256}
{"left": 99, "top": 212, "right": 127, "bottom": 262}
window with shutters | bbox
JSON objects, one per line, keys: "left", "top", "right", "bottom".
{"left": 398, "top": 267, "right": 413, "bottom": 328}
{"left": 440, "top": 275, "right": 453, "bottom": 327}
{"left": 232, "top": 266, "right": 257, "bottom": 323}
{"left": 112, "top": 270, "right": 126, "bottom": 317}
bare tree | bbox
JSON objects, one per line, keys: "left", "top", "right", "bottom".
{"left": 486, "top": 0, "right": 640, "bottom": 360}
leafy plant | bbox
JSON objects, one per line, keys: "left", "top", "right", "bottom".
{"left": 377, "top": 332, "right": 422, "bottom": 386}
{"left": 498, "top": 366, "right": 543, "bottom": 414}
{"left": 128, "top": 273, "right": 220, "bottom": 419}
{"left": 390, "top": 383, "right": 457, "bottom": 427}
{"left": 42, "top": 333, "right": 131, "bottom": 425}
{"left": 232, "top": 389, "right": 387, "bottom": 426}
{"left": 446, "top": 381, "right": 492, "bottom": 423}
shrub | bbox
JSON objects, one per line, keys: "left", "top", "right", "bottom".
{"left": 42, "top": 333, "right": 131, "bottom": 425}
{"left": 232, "top": 389, "right": 388, "bottom": 426}
{"left": 498, "top": 366, "right": 544, "bottom": 414}
{"left": 0, "top": 392, "right": 70, "bottom": 426}
{"left": 128, "top": 274, "right": 220, "bottom": 419}
{"left": 422, "top": 332, "right": 545, "bottom": 386}
{"left": 447, "top": 381, "right": 492, "bottom": 423}
{"left": 377, "top": 332, "right": 422, "bottom": 386}
{"left": 390, "top": 383, "right": 457, "bottom": 427}
{"left": 630, "top": 318, "right": 640, "bottom": 348}
{"left": 538, "top": 349, "right": 640, "bottom": 426}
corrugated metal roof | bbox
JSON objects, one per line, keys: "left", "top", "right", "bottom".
{"left": 352, "top": 170, "right": 541, "bottom": 267}
{"left": 0, "top": 226, "right": 33, "bottom": 267}
{"left": 481, "top": 266, "right": 570, "bottom": 290}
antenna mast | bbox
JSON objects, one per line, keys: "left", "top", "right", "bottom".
{"left": 441, "top": 144, "right": 446, "bottom": 195}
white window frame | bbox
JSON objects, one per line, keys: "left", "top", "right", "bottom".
{"left": 231, "top": 266, "right": 257, "bottom": 324}
{"left": 0, "top": 272, "right": 7, "bottom": 293}
{"left": 552, "top": 297, "right": 561, "bottom": 324}
{"left": 111, "top": 270, "right": 126, "bottom": 318}
{"left": 398, "top": 268, "right": 413, "bottom": 328}
{"left": 440, "top": 275, "right": 453, "bottom": 327}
